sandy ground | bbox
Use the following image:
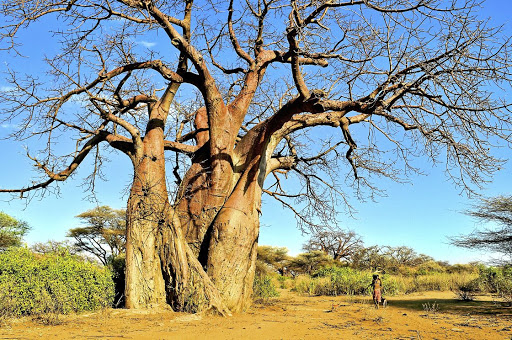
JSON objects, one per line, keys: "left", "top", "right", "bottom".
{"left": 1, "top": 290, "right": 511, "bottom": 339}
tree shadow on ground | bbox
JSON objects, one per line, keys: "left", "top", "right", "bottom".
{"left": 387, "top": 295, "right": 512, "bottom": 317}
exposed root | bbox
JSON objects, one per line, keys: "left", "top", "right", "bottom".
{"left": 158, "top": 213, "right": 232, "bottom": 316}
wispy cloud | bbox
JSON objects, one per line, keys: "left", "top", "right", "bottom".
{"left": 138, "top": 40, "right": 157, "bottom": 48}
{"left": 0, "top": 86, "right": 15, "bottom": 92}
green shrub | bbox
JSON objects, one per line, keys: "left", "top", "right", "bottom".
{"left": 474, "top": 266, "right": 512, "bottom": 303}
{"left": 382, "top": 276, "right": 405, "bottom": 296}
{"left": 313, "top": 266, "right": 372, "bottom": 296}
{"left": 390, "top": 272, "right": 478, "bottom": 294}
{"left": 277, "top": 274, "right": 294, "bottom": 289}
{"left": 291, "top": 267, "right": 406, "bottom": 297}
{"left": 0, "top": 247, "right": 114, "bottom": 318}
{"left": 495, "top": 277, "right": 512, "bottom": 303}
{"left": 312, "top": 267, "right": 404, "bottom": 296}
{"left": 253, "top": 274, "right": 279, "bottom": 303}
{"left": 292, "top": 274, "right": 317, "bottom": 295}
{"left": 290, "top": 266, "right": 478, "bottom": 297}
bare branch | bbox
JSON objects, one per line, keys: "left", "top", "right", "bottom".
{"left": 0, "top": 133, "right": 106, "bottom": 195}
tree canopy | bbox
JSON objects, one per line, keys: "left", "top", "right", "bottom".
{"left": 303, "top": 228, "right": 363, "bottom": 261}
{"left": 1, "top": 1, "right": 511, "bottom": 214}
{"left": 67, "top": 206, "right": 126, "bottom": 266}
{"left": 452, "top": 196, "right": 512, "bottom": 264}
{"left": 0, "top": 212, "right": 30, "bottom": 250}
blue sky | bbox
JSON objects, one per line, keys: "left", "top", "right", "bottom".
{"left": 1, "top": 0, "right": 511, "bottom": 264}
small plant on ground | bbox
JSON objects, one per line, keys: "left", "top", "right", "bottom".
{"left": 455, "top": 289, "right": 475, "bottom": 301}
{"left": 422, "top": 301, "right": 439, "bottom": 314}
{"left": 454, "top": 280, "right": 479, "bottom": 301}
{"left": 253, "top": 274, "right": 279, "bottom": 303}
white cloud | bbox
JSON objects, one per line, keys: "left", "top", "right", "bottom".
{"left": 138, "top": 40, "right": 157, "bottom": 48}
{"left": 0, "top": 86, "right": 15, "bottom": 92}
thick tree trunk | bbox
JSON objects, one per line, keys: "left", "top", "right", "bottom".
{"left": 125, "top": 157, "right": 264, "bottom": 313}
{"left": 124, "top": 126, "right": 169, "bottom": 309}
{"left": 158, "top": 207, "right": 230, "bottom": 315}
{"left": 173, "top": 162, "right": 260, "bottom": 312}
{"left": 205, "top": 159, "right": 263, "bottom": 312}
{"left": 206, "top": 206, "right": 259, "bottom": 312}
{"left": 124, "top": 196, "right": 167, "bottom": 309}
{"left": 124, "top": 102, "right": 267, "bottom": 313}
{"left": 124, "top": 121, "right": 231, "bottom": 314}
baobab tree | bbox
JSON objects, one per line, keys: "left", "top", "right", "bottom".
{"left": 1, "top": 0, "right": 511, "bottom": 314}
{"left": 303, "top": 228, "right": 363, "bottom": 262}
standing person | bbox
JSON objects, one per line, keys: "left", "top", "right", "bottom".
{"left": 371, "top": 274, "right": 382, "bottom": 308}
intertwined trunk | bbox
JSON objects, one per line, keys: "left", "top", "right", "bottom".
{"left": 124, "top": 104, "right": 265, "bottom": 313}
{"left": 204, "top": 165, "right": 262, "bottom": 311}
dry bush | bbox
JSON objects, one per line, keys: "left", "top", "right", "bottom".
{"left": 292, "top": 275, "right": 318, "bottom": 296}
{"left": 455, "top": 289, "right": 475, "bottom": 301}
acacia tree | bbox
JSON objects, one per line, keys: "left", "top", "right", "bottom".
{"left": 303, "top": 228, "right": 363, "bottom": 261}
{"left": 451, "top": 196, "right": 512, "bottom": 264}
{"left": 1, "top": 0, "right": 511, "bottom": 314}
{"left": 67, "top": 206, "right": 126, "bottom": 266}
{"left": 0, "top": 212, "right": 30, "bottom": 250}
{"left": 350, "top": 245, "right": 387, "bottom": 271}
{"left": 287, "top": 250, "right": 334, "bottom": 275}
{"left": 256, "top": 245, "right": 290, "bottom": 275}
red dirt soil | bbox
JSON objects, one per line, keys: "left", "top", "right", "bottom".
{"left": 1, "top": 290, "right": 511, "bottom": 339}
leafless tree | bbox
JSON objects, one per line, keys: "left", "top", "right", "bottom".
{"left": 0, "top": 0, "right": 511, "bottom": 314}
{"left": 303, "top": 228, "right": 363, "bottom": 261}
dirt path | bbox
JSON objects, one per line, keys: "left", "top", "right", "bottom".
{"left": 1, "top": 291, "right": 511, "bottom": 339}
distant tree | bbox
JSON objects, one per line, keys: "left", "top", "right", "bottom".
{"left": 256, "top": 246, "right": 290, "bottom": 275}
{"left": 416, "top": 254, "right": 437, "bottom": 266}
{"left": 31, "top": 240, "right": 77, "bottom": 255}
{"left": 384, "top": 246, "right": 432, "bottom": 267}
{"left": 416, "top": 260, "right": 446, "bottom": 274}
{"left": 0, "top": 212, "right": 30, "bottom": 250}
{"left": 451, "top": 196, "right": 512, "bottom": 264}
{"left": 351, "top": 245, "right": 433, "bottom": 273}
{"left": 303, "top": 228, "right": 363, "bottom": 262}
{"left": 67, "top": 206, "right": 126, "bottom": 266}
{"left": 350, "top": 246, "right": 388, "bottom": 272}
{"left": 384, "top": 246, "right": 417, "bottom": 265}
{"left": 287, "top": 251, "right": 334, "bottom": 276}
{"left": 446, "top": 263, "right": 480, "bottom": 274}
